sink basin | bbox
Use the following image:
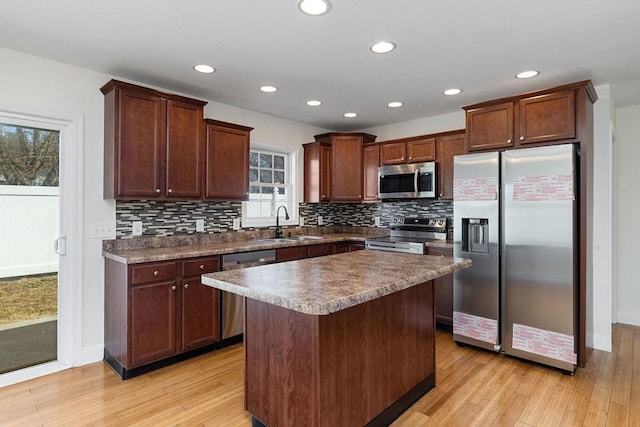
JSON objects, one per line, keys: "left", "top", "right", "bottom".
{"left": 287, "top": 235, "right": 323, "bottom": 241}
{"left": 253, "top": 236, "right": 324, "bottom": 244}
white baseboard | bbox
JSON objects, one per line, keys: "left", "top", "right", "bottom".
{"left": 80, "top": 344, "right": 104, "bottom": 366}
{"left": 0, "top": 361, "right": 69, "bottom": 389}
{"left": 617, "top": 311, "right": 640, "bottom": 327}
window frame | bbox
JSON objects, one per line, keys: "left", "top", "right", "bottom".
{"left": 241, "top": 142, "right": 299, "bottom": 228}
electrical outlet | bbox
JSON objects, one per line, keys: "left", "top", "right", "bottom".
{"left": 374, "top": 217, "right": 381, "bottom": 227}
{"left": 317, "top": 215, "right": 324, "bottom": 226}
{"left": 90, "top": 222, "right": 115, "bottom": 239}
{"left": 132, "top": 221, "right": 142, "bottom": 236}
{"left": 196, "top": 219, "right": 205, "bottom": 232}
{"left": 232, "top": 218, "right": 241, "bottom": 230}
{"left": 299, "top": 217, "right": 305, "bottom": 227}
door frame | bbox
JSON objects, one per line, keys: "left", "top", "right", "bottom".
{"left": 0, "top": 107, "right": 83, "bottom": 387}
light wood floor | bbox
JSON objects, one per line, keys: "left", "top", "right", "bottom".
{"left": 1, "top": 323, "right": 638, "bottom": 426}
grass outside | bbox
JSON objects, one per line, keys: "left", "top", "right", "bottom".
{"left": 0, "top": 274, "right": 57, "bottom": 325}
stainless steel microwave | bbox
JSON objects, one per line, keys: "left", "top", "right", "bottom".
{"left": 378, "top": 162, "right": 436, "bottom": 199}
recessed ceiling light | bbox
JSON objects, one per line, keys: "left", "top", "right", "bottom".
{"left": 443, "top": 88, "right": 462, "bottom": 96}
{"left": 370, "top": 41, "right": 396, "bottom": 54}
{"left": 260, "top": 85, "right": 277, "bottom": 93}
{"left": 515, "top": 70, "right": 539, "bottom": 79}
{"left": 343, "top": 112, "right": 357, "bottom": 118}
{"left": 388, "top": 101, "right": 403, "bottom": 108}
{"left": 298, "top": 0, "right": 330, "bottom": 16}
{"left": 193, "top": 64, "right": 215, "bottom": 74}
{"left": 307, "top": 100, "right": 322, "bottom": 106}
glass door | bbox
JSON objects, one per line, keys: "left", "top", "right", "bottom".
{"left": 0, "top": 122, "right": 60, "bottom": 374}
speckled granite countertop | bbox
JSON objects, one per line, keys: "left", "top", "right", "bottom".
{"left": 102, "top": 233, "right": 379, "bottom": 264}
{"left": 201, "top": 250, "right": 471, "bottom": 315}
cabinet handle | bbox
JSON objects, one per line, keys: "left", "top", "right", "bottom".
{"left": 507, "top": 139, "right": 512, "bottom": 143}
{"left": 520, "top": 136, "right": 525, "bottom": 141}
{"left": 184, "top": 283, "right": 189, "bottom": 289}
{"left": 155, "top": 189, "right": 161, "bottom": 193}
{"left": 359, "top": 195, "right": 362, "bottom": 198}
{"left": 200, "top": 264, "right": 205, "bottom": 270}
{"left": 171, "top": 285, "right": 176, "bottom": 291}
{"left": 401, "top": 157, "right": 405, "bottom": 160}
{"left": 168, "top": 188, "right": 173, "bottom": 193}
{"left": 153, "top": 270, "right": 159, "bottom": 276}
{"left": 440, "top": 193, "right": 443, "bottom": 197}
{"left": 408, "top": 156, "right": 412, "bottom": 160}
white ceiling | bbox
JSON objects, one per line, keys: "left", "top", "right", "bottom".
{"left": 1, "top": 0, "right": 639, "bottom": 132}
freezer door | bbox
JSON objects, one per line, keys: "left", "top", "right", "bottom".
{"left": 502, "top": 144, "right": 577, "bottom": 372}
{"left": 453, "top": 151, "right": 500, "bottom": 351}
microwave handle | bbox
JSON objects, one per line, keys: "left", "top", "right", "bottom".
{"left": 414, "top": 170, "right": 419, "bottom": 193}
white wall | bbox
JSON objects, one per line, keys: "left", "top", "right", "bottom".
{"left": 0, "top": 46, "right": 328, "bottom": 365}
{"left": 614, "top": 103, "right": 640, "bottom": 326}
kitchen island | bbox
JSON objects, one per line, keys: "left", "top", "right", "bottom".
{"left": 201, "top": 250, "right": 471, "bottom": 427}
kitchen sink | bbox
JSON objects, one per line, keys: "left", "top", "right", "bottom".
{"left": 253, "top": 235, "right": 324, "bottom": 244}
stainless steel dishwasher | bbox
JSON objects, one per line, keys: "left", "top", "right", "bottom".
{"left": 220, "top": 249, "right": 276, "bottom": 339}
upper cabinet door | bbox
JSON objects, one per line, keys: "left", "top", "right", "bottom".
{"left": 331, "top": 136, "right": 363, "bottom": 202}
{"left": 204, "top": 120, "right": 252, "bottom": 200}
{"left": 436, "top": 133, "right": 465, "bottom": 200}
{"left": 114, "top": 89, "right": 166, "bottom": 198}
{"left": 166, "top": 100, "right": 204, "bottom": 198}
{"left": 466, "top": 102, "right": 514, "bottom": 152}
{"left": 406, "top": 137, "right": 436, "bottom": 163}
{"left": 363, "top": 144, "right": 380, "bottom": 201}
{"left": 518, "top": 91, "right": 575, "bottom": 145}
{"left": 380, "top": 142, "right": 406, "bottom": 165}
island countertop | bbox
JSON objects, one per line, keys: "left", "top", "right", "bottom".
{"left": 201, "top": 250, "right": 471, "bottom": 315}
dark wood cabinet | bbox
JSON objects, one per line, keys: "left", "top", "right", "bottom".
{"left": 307, "top": 243, "right": 335, "bottom": 258}
{"left": 348, "top": 241, "right": 365, "bottom": 251}
{"left": 130, "top": 279, "right": 178, "bottom": 367}
{"left": 331, "top": 135, "right": 364, "bottom": 202}
{"left": 464, "top": 83, "right": 584, "bottom": 152}
{"left": 436, "top": 131, "right": 465, "bottom": 200}
{"left": 105, "top": 256, "right": 220, "bottom": 377}
{"left": 101, "top": 80, "right": 206, "bottom": 200}
{"left": 276, "top": 246, "right": 308, "bottom": 262}
{"left": 305, "top": 133, "right": 377, "bottom": 203}
{"left": 204, "top": 119, "right": 253, "bottom": 200}
{"left": 362, "top": 144, "right": 380, "bottom": 201}
{"left": 426, "top": 248, "right": 453, "bottom": 329}
{"left": 517, "top": 91, "right": 575, "bottom": 145}
{"left": 465, "top": 102, "right": 514, "bottom": 152}
{"left": 303, "top": 142, "right": 332, "bottom": 203}
{"left": 380, "top": 137, "right": 436, "bottom": 165}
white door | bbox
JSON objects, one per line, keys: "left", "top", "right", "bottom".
{"left": 0, "top": 110, "right": 82, "bottom": 386}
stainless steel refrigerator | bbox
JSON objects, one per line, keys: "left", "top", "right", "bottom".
{"left": 453, "top": 144, "right": 577, "bottom": 372}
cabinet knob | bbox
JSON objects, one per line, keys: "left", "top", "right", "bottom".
{"left": 171, "top": 285, "right": 177, "bottom": 291}
{"left": 408, "top": 156, "right": 412, "bottom": 160}
{"left": 156, "top": 188, "right": 161, "bottom": 193}
{"left": 359, "top": 195, "right": 362, "bottom": 198}
{"left": 520, "top": 136, "right": 525, "bottom": 141}
{"left": 199, "top": 264, "right": 205, "bottom": 270}
{"left": 322, "top": 194, "right": 325, "bottom": 198}
{"left": 440, "top": 193, "right": 443, "bottom": 197}
{"left": 184, "top": 283, "right": 189, "bottom": 289}
{"left": 153, "top": 270, "right": 159, "bottom": 276}
{"left": 168, "top": 188, "right": 173, "bottom": 193}
{"left": 401, "top": 157, "right": 405, "bottom": 160}
{"left": 507, "top": 139, "right": 512, "bottom": 143}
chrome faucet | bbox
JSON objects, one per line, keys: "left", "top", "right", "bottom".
{"left": 275, "top": 205, "right": 290, "bottom": 238}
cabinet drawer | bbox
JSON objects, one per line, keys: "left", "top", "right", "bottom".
{"left": 276, "top": 246, "right": 308, "bottom": 262}
{"left": 183, "top": 256, "right": 220, "bottom": 276}
{"left": 308, "top": 243, "right": 335, "bottom": 258}
{"left": 131, "top": 261, "right": 177, "bottom": 285}
{"left": 427, "top": 248, "right": 452, "bottom": 257}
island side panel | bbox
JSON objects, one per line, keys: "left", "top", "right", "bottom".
{"left": 244, "top": 281, "right": 435, "bottom": 427}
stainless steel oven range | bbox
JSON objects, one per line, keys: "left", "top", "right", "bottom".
{"left": 365, "top": 217, "right": 448, "bottom": 254}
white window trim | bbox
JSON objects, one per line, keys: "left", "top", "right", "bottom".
{"left": 242, "top": 141, "right": 299, "bottom": 228}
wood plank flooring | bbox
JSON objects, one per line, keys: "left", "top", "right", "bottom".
{"left": 1, "top": 323, "right": 638, "bottom": 426}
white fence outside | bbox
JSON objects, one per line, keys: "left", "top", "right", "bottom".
{"left": 0, "top": 185, "right": 59, "bottom": 279}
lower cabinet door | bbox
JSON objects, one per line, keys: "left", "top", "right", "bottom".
{"left": 130, "top": 280, "right": 178, "bottom": 367}
{"left": 181, "top": 278, "right": 220, "bottom": 351}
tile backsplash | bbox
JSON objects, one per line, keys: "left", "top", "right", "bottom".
{"left": 115, "top": 199, "right": 452, "bottom": 238}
